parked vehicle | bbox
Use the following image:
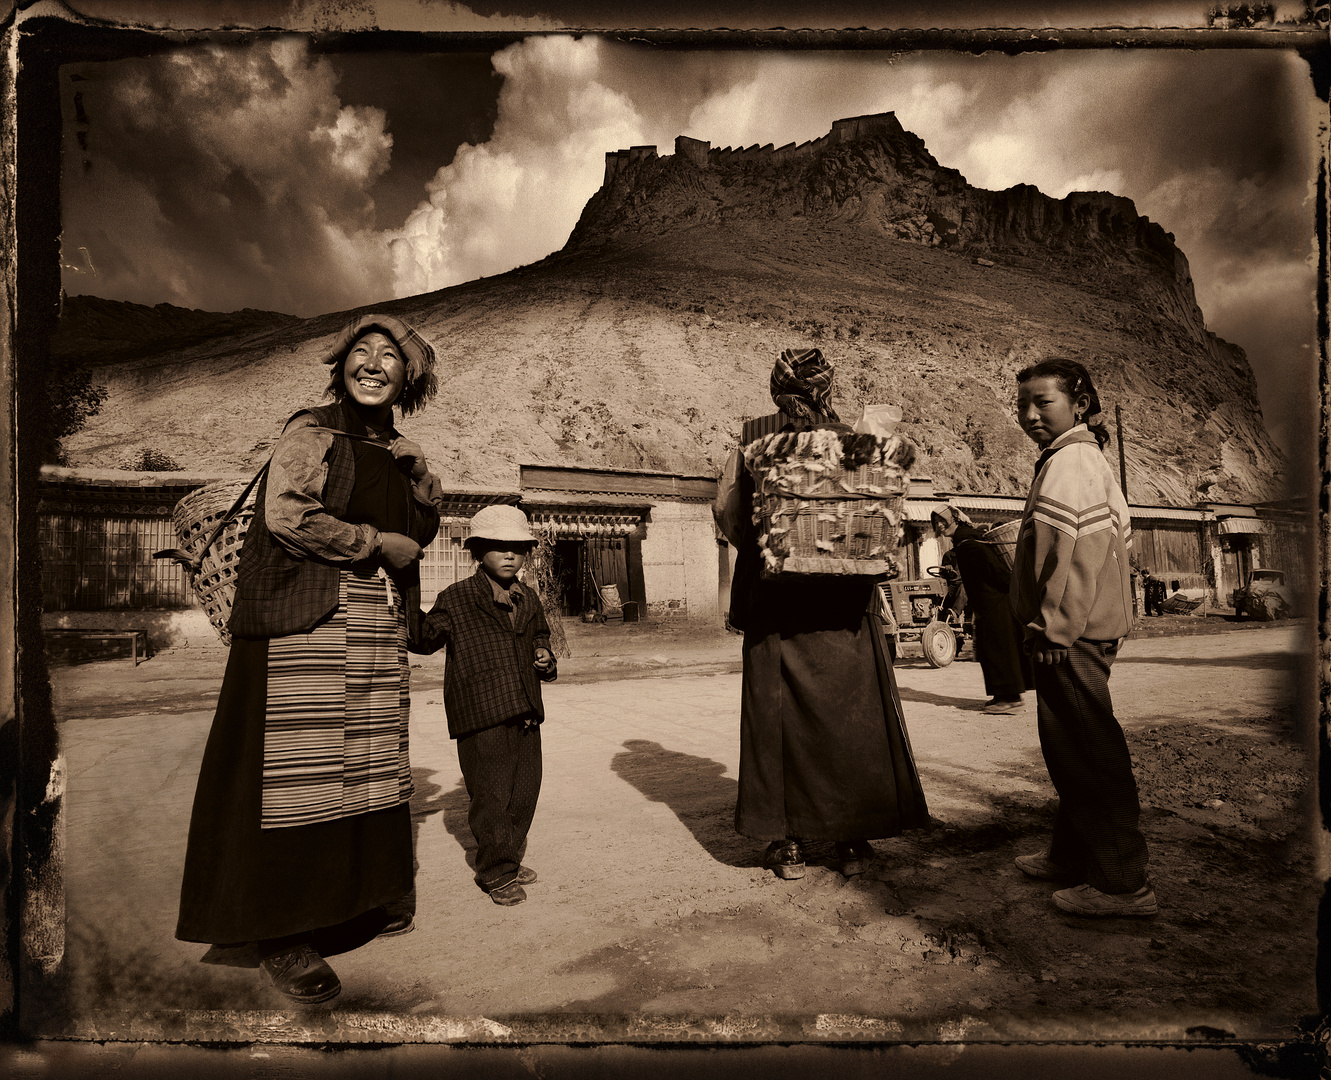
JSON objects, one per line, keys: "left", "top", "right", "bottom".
{"left": 1231, "top": 568, "right": 1291, "bottom": 621}
{"left": 876, "top": 569, "right": 970, "bottom": 667}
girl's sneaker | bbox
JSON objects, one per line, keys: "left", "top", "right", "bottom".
{"left": 1052, "top": 883, "right": 1158, "bottom": 917}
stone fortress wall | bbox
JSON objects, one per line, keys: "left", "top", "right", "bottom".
{"left": 602, "top": 112, "right": 906, "bottom": 185}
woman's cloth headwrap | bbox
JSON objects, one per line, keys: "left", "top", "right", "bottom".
{"left": 323, "top": 312, "right": 439, "bottom": 415}
{"left": 323, "top": 313, "right": 436, "bottom": 379}
{"left": 930, "top": 504, "right": 972, "bottom": 533}
{"left": 770, "top": 347, "right": 839, "bottom": 423}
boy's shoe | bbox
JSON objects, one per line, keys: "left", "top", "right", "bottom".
{"left": 516, "top": 866, "right": 538, "bottom": 885}
{"left": 764, "top": 840, "right": 805, "bottom": 880}
{"left": 1014, "top": 851, "right": 1078, "bottom": 882}
{"left": 488, "top": 880, "right": 527, "bottom": 906}
{"left": 1052, "top": 883, "right": 1158, "bottom": 918}
{"left": 260, "top": 943, "right": 341, "bottom": 1004}
{"left": 835, "top": 840, "right": 875, "bottom": 877}
{"left": 982, "top": 697, "right": 1023, "bottom": 714}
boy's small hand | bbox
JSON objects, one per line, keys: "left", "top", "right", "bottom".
{"left": 534, "top": 647, "right": 554, "bottom": 671}
{"left": 1028, "top": 634, "right": 1068, "bottom": 665}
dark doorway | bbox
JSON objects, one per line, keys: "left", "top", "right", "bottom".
{"left": 549, "top": 537, "right": 638, "bottom": 616}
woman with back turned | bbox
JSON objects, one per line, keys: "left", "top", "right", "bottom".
{"left": 716, "top": 348, "right": 930, "bottom": 881}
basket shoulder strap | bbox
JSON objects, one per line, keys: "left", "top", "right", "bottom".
{"left": 151, "top": 427, "right": 388, "bottom": 572}
{"left": 153, "top": 460, "right": 271, "bottom": 573}
{"left": 301, "top": 425, "right": 393, "bottom": 447}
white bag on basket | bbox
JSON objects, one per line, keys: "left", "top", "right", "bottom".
{"left": 854, "top": 404, "right": 902, "bottom": 438}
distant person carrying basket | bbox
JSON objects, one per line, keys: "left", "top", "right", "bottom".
{"left": 714, "top": 348, "right": 930, "bottom": 881}
{"left": 176, "top": 314, "right": 444, "bottom": 1003}
{"left": 931, "top": 504, "right": 1032, "bottom": 713}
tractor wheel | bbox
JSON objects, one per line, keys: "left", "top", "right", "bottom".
{"left": 921, "top": 620, "right": 957, "bottom": 668}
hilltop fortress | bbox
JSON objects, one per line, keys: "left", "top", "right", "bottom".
{"left": 577, "top": 112, "right": 1204, "bottom": 338}
{"left": 602, "top": 112, "right": 909, "bottom": 184}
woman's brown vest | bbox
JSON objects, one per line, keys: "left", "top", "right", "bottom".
{"left": 228, "top": 402, "right": 437, "bottom": 641}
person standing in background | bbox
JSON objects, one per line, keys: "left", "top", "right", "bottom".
{"left": 931, "top": 504, "right": 1032, "bottom": 713}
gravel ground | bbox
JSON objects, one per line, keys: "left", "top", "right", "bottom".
{"left": 32, "top": 618, "right": 1319, "bottom": 1050}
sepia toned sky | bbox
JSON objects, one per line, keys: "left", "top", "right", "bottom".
{"left": 57, "top": 13, "right": 1321, "bottom": 457}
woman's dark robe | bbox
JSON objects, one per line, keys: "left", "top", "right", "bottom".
{"left": 950, "top": 522, "right": 1033, "bottom": 701}
{"left": 176, "top": 427, "right": 426, "bottom": 945}
{"left": 729, "top": 458, "right": 929, "bottom": 842}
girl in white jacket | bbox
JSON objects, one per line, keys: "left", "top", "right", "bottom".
{"left": 1009, "top": 358, "right": 1156, "bottom": 918}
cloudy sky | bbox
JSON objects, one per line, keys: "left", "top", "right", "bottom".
{"left": 58, "top": 18, "right": 1320, "bottom": 456}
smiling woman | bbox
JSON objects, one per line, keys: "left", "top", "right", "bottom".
{"left": 175, "top": 313, "right": 445, "bottom": 1005}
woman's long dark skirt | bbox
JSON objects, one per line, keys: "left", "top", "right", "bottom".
{"left": 735, "top": 614, "right": 930, "bottom": 842}
{"left": 176, "top": 637, "right": 413, "bottom": 945}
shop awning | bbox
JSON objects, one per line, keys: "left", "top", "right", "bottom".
{"left": 1219, "top": 517, "right": 1270, "bottom": 535}
{"left": 522, "top": 495, "right": 650, "bottom": 538}
{"left": 528, "top": 515, "right": 641, "bottom": 538}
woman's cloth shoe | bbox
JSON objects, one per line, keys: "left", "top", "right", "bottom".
{"left": 259, "top": 944, "right": 341, "bottom": 1004}
{"left": 1014, "top": 851, "right": 1078, "bottom": 881}
{"left": 982, "top": 697, "right": 1023, "bottom": 714}
{"left": 488, "top": 880, "right": 527, "bottom": 906}
{"left": 375, "top": 909, "right": 415, "bottom": 937}
{"left": 1052, "top": 883, "right": 1158, "bottom": 917}
{"left": 516, "top": 866, "right": 538, "bottom": 885}
{"left": 835, "top": 840, "right": 874, "bottom": 877}
{"left": 764, "top": 840, "right": 805, "bottom": 880}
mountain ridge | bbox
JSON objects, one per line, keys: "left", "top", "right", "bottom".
{"left": 56, "top": 113, "right": 1284, "bottom": 506}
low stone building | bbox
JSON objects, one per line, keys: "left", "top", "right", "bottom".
{"left": 38, "top": 459, "right": 1310, "bottom": 654}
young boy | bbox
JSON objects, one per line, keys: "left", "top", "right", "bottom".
{"left": 420, "top": 505, "right": 557, "bottom": 906}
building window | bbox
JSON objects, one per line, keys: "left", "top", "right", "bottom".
{"left": 419, "top": 523, "right": 472, "bottom": 603}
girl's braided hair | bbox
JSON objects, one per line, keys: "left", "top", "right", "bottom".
{"left": 1016, "top": 357, "right": 1111, "bottom": 450}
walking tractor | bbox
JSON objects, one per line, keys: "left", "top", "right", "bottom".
{"left": 876, "top": 569, "right": 969, "bottom": 667}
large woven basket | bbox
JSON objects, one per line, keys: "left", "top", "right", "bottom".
{"left": 984, "top": 518, "right": 1021, "bottom": 571}
{"left": 744, "top": 431, "right": 911, "bottom": 577}
{"left": 162, "top": 479, "right": 259, "bottom": 645}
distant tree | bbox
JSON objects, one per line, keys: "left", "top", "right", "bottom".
{"left": 42, "top": 364, "right": 108, "bottom": 464}
{"left": 126, "top": 448, "right": 183, "bottom": 472}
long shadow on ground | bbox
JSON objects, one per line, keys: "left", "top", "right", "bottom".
{"left": 610, "top": 739, "right": 755, "bottom": 868}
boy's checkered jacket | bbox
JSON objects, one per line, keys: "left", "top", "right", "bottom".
{"left": 419, "top": 569, "right": 556, "bottom": 739}
{"left": 229, "top": 401, "right": 440, "bottom": 641}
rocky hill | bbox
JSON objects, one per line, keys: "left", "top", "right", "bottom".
{"left": 58, "top": 113, "right": 1285, "bottom": 505}
{"left": 52, "top": 295, "right": 302, "bottom": 366}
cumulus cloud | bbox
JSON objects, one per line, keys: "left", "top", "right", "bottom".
{"left": 61, "top": 38, "right": 1317, "bottom": 454}
{"left": 62, "top": 37, "right": 397, "bottom": 314}
{"left": 389, "top": 37, "right": 647, "bottom": 294}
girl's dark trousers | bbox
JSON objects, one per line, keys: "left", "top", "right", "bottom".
{"left": 456, "top": 717, "right": 543, "bottom": 890}
{"left": 1034, "top": 638, "right": 1149, "bottom": 894}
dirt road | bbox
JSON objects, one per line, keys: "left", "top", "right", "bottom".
{"left": 35, "top": 620, "right": 1317, "bottom": 1048}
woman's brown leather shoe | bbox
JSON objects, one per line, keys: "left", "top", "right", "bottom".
{"left": 764, "top": 840, "right": 805, "bottom": 880}
{"left": 260, "top": 943, "right": 341, "bottom": 1004}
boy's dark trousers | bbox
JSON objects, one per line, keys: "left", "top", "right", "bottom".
{"left": 456, "top": 717, "right": 543, "bottom": 890}
{"left": 1034, "top": 639, "right": 1149, "bottom": 895}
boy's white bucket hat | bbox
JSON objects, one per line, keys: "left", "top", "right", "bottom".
{"left": 468, "top": 504, "right": 536, "bottom": 544}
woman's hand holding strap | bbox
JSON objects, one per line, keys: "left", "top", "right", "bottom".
{"left": 378, "top": 532, "right": 423, "bottom": 570}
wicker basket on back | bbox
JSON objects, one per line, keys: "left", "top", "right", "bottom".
{"left": 743, "top": 428, "right": 914, "bottom": 577}
{"left": 155, "top": 475, "right": 263, "bottom": 646}
{"left": 153, "top": 427, "right": 393, "bottom": 645}
{"left": 984, "top": 518, "right": 1021, "bottom": 571}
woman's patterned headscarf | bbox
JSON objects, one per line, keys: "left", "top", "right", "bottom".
{"left": 770, "top": 347, "right": 839, "bottom": 423}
